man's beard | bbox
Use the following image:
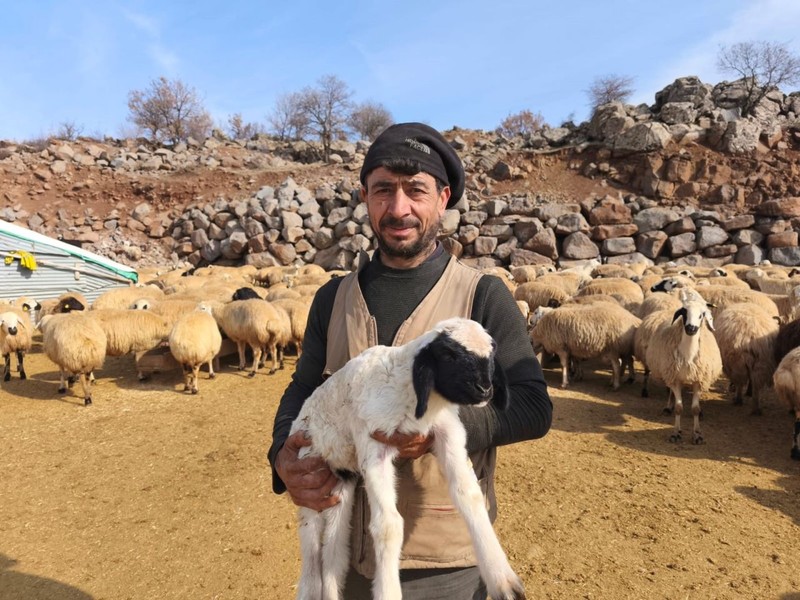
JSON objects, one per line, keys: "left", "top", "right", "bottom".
{"left": 374, "top": 215, "right": 441, "bottom": 260}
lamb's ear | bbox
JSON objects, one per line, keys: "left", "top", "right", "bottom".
{"left": 704, "top": 311, "right": 716, "bottom": 332}
{"left": 491, "top": 357, "right": 510, "bottom": 411}
{"left": 412, "top": 345, "right": 437, "bottom": 419}
{"left": 672, "top": 307, "right": 687, "bottom": 324}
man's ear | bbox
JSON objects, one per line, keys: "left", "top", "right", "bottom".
{"left": 491, "top": 357, "right": 510, "bottom": 411}
{"left": 412, "top": 345, "right": 437, "bottom": 419}
{"left": 359, "top": 185, "right": 367, "bottom": 202}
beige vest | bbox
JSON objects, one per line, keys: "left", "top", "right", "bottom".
{"left": 325, "top": 251, "right": 495, "bottom": 578}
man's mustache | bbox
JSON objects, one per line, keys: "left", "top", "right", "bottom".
{"left": 380, "top": 216, "right": 420, "bottom": 229}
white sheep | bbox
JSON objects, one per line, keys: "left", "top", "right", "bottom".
{"left": 0, "top": 307, "right": 33, "bottom": 381}
{"left": 529, "top": 301, "right": 640, "bottom": 390}
{"left": 645, "top": 289, "right": 723, "bottom": 444}
{"left": 168, "top": 303, "right": 222, "bottom": 394}
{"left": 39, "top": 312, "right": 107, "bottom": 406}
{"left": 92, "top": 285, "right": 164, "bottom": 310}
{"left": 713, "top": 303, "right": 779, "bottom": 415}
{"left": 290, "top": 317, "right": 524, "bottom": 600}
{"left": 216, "top": 298, "right": 285, "bottom": 376}
{"left": 772, "top": 347, "right": 800, "bottom": 459}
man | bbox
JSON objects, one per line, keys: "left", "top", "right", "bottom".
{"left": 268, "top": 122, "right": 552, "bottom": 599}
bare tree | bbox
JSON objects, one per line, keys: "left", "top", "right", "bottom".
{"left": 268, "top": 92, "right": 309, "bottom": 140}
{"left": 56, "top": 121, "right": 84, "bottom": 141}
{"left": 717, "top": 41, "right": 800, "bottom": 116}
{"left": 496, "top": 109, "right": 547, "bottom": 137}
{"left": 348, "top": 101, "right": 393, "bottom": 141}
{"left": 226, "top": 113, "right": 265, "bottom": 140}
{"left": 127, "top": 76, "right": 212, "bottom": 144}
{"left": 298, "top": 75, "right": 353, "bottom": 160}
{"left": 587, "top": 74, "right": 635, "bottom": 111}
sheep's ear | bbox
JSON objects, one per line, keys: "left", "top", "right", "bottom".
{"left": 706, "top": 302, "right": 716, "bottom": 309}
{"left": 412, "top": 345, "right": 437, "bottom": 419}
{"left": 546, "top": 298, "right": 561, "bottom": 308}
{"left": 672, "top": 307, "right": 686, "bottom": 324}
{"left": 491, "top": 357, "right": 510, "bottom": 411}
{"left": 704, "top": 312, "right": 715, "bottom": 332}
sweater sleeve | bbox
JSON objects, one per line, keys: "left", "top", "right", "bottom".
{"left": 460, "top": 275, "right": 552, "bottom": 454}
{"left": 267, "top": 278, "right": 341, "bottom": 494}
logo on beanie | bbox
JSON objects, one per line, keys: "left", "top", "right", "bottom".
{"left": 404, "top": 138, "right": 431, "bottom": 155}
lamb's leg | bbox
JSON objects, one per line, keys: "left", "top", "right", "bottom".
{"left": 557, "top": 351, "right": 570, "bottom": 388}
{"left": 669, "top": 386, "right": 683, "bottom": 443}
{"left": 296, "top": 506, "right": 324, "bottom": 600}
{"left": 691, "top": 384, "right": 703, "bottom": 444}
{"left": 361, "top": 444, "right": 403, "bottom": 600}
{"left": 432, "top": 411, "right": 525, "bottom": 600}
{"left": 17, "top": 350, "right": 26, "bottom": 380}
{"left": 321, "top": 478, "right": 356, "bottom": 600}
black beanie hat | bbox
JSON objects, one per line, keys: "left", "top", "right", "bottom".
{"left": 360, "top": 122, "right": 465, "bottom": 208}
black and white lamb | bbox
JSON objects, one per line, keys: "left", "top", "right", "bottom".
{"left": 289, "top": 317, "right": 525, "bottom": 600}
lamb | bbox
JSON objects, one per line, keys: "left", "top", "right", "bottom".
{"left": 216, "top": 298, "right": 285, "bottom": 376}
{"left": 0, "top": 311, "right": 31, "bottom": 382}
{"left": 168, "top": 303, "right": 222, "bottom": 394}
{"left": 712, "top": 303, "right": 779, "bottom": 415}
{"left": 39, "top": 312, "right": 107, "bottom": 406}
{"left": 644, "top": 289, "right": 723, "bottom": 444}
{"left": 529, "top": 302, "right": 640, "bottom": 389}
{"left": 290, "top": 317, "right": 524, "bottom": 600}
{"left": 772, "top": 347, "right": 800, "bottom": 459}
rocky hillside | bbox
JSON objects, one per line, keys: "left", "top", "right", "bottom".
{"left": 2, "top": 76, "right": 800, "bottom": 271}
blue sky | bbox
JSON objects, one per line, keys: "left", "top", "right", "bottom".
{"left": 1, "top": 0, "right": 799, "bottom": 141}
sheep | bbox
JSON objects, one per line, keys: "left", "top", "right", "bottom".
{"left": 529, "top": 302, "right": 640, "bottom": 389}
{"left": 39, "top": 312, "right": 107, "bottom": 406}
{"left": 290, "top": 317, "right": 524, "bottom": 600}
{"left": 139, "top": 298, "right": 204, "bottom": 327}
{"left": 513, "top": 282, "right": 570, "bottom": 312}
{"left": 216, "top": 299, "right": 285, "bottom": 376}
{"left": 712, "top": 303, "right": 779, "bottom": 415}
{"left": 692, "top": 285, "right": 780, "bottom": 321}
{"left": 92, "top": 285, "right": 165, "bottom": 310}
{"left": 575, "top": 277, "right": 644, "bottom": 313}
{"left": 168, "top": 303, "right": 222, "bottom": 395}
{"left": 775, "top": 315, "right": 800, "bottom": 366}
{"left": 534, "top": 272, "right": 583, "bottom": 296}
{"left": 772, "top": 347, "right": 800, "bottom": 459}
{"left": 88, "top": 309, "right": 172, "bottom": 380}
{"left": 644, "top": 289, "right": 723, "bottom": 444}
{"left": 270, "top": 298, "right": 310, "bottom": 358}
{"left": 0, "top": 311, "right": 31, "bottom": 382}
{"left": 39, "top": 292, "right": 88, "bottom": 317}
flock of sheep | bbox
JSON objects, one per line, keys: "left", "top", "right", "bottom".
{"left": 0, "top": 262, "right": 328, "bottom": 403}
{"left": 2, "top": 256, "right": 800, "bottom": 458}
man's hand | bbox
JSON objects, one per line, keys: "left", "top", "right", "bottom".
{"left": 371, "top": 430, "right": 434, "bottom": 459}
{"left": 275, "top": 431, "right": 340, "bottom": 511}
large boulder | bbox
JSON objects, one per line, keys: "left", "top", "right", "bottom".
{"left": 614, "top": 123, "right": 672, "bottom": 153}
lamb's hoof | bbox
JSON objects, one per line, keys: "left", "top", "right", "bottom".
{"left": 791, "top": 447, "right": 800, "bottom": 461}
{"left": 692, "top": 433, "right": 704, "bottom": 445}
{"left": 58, "top": 387, "right": 67, "bottom": 394}
{"left": 247, "top": 372, "right": 256, "bottom": 378}
{"left": 84, "top": 397, "right": 92, "bottom": 406}
{"left": 669, "top": 431, "right": 682, "bottom": 443}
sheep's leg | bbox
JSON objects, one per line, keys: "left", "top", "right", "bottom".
{"left": 732, "top": 382, "right": 745, "bottom": 406}
{"left": 432, "top": 412, "right": 526, "bottom": 600}
{"left": 792, "top": 415, "right": 800, "bottom": 460}
{"left": 3, "top": 353, "right": 10, "bottom": 382}
{"left": 691, "top": 385, "right": 704, "bottom": 444}
{"left": 321, "top": 478, "right": 356, "bottom": 600}
{"left": 58, "top": 369, "right": 68, "bottom": 394}
{"left": 641, "top": 365, "right": 650, "bottom": 398}
{"left": 207, "top": 358, "right": 216, "bottom": 379}
{"left": 249, "top": 344, "right": 261, "bottom": 378}
{"left": 669, "top": 386, "right": 683, "bottom": 443}
{"left": 190, "top": 364, "right": 200, "bottom": 394}
{"left": 297, "top": 342, "right": 303, "bottom": 358}
{"left": 624, "top": 355, "right": 635, "bottom": 384}
{"left": 180, "top": 364, "right": 191, "bottom": 392}
{"left": 16, "top": 350, "right": 26, "bottom": 380}
{"left": 268, "top": 342, "right": 279, "bottom": 375}
{"left": 134, "top": 350, "right": 150, "bottom": 381}
{"left": 237, "top": 341, "right": 247, "bottom": 370}
{"left": 79, "top": 372, "right": 92, "bottom": 406}
{"left": 557, "top": 351, "right": 570, "bottom": 388}
{"left": 609, "top": 356, "right": 621, "bottom": 390}
{"left": 361, "top": 444, "right": 403, "bottom": 600}
{"left": 296, "top": 506, "right": 324, "bottom": 600}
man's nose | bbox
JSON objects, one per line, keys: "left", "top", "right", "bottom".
{"left": 385, "top": 189, "right": 412, "bottom": 215}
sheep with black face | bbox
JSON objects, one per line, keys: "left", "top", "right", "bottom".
{"left": 289, "top": 317, "right": 525, "bottom": 600}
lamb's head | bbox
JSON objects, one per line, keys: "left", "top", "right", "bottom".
{"left": 0, "top": 312, "right": 23, "bottom": 336}
{"left": 651, "top": 277, "right": 682, "bottom": 293}
{"left": 412, "top": 318, "right": 509, "bottom": 419}
{"left": 14, "top": 296, "right": 41, "bottom": 313}
{"left": 59, "top": 296, "right": 85, "bottom": 313}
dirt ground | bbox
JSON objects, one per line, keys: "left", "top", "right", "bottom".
{"left": 2, "top": 341, "right": 800, "bottom": 600}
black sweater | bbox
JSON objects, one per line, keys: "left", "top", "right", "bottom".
{"left": 268, "top": 248, "right": 552, "bottom": 493}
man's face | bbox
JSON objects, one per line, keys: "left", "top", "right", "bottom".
{"left": 361, "top": 167, "right": 450, "bottom": 268}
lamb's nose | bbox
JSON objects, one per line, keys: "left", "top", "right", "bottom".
{"left": 685, "top": 324, "right": 699, "bottom": 336}
{"left": 475, "top": 383, "right": 492, "bottom": 397}
{"left": 7, "top": 326, "right": 17, "bottom": 335}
